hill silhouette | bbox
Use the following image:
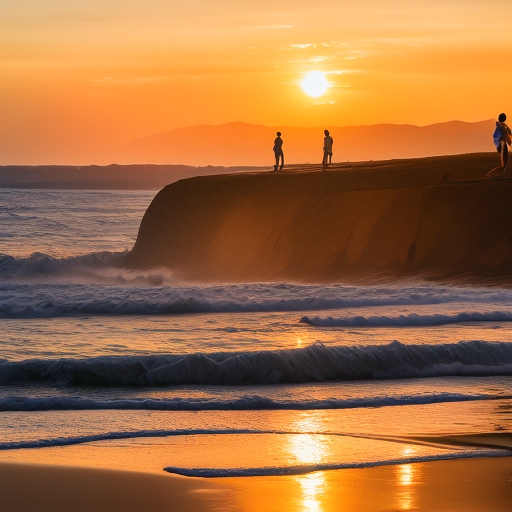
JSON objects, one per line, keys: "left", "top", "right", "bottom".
{"left": 122, "top": 120, "right": 496, "bottom": 166}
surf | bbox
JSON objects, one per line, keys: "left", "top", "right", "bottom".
{"left": 1, "top": 340, "right": 511, "bottom": 386}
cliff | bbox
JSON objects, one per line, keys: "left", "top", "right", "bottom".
{"left": 123, "top": 153, "right": 512, "bottom": 284}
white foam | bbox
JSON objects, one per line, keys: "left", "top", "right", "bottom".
{"left": 0, "top": 391, "right": 498, "bottom": 412}
{"left": 0, "top": 428, "right": 273, "bottom": 451}
{"left": 0, "top": 251, "right": 126, "bottom": 279}
{"left": 301, "top": 311, "right": 512, "bottom": 327}
{"left": 1, "top": 258, "right": 512, "bottom": 318}
{"left": 164, "top": 449, "right": 511, "bottom": 477}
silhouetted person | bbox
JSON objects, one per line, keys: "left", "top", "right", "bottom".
{"left": 273, "top": 132, "right": 284, "bottom": 171}
{"left": 322, "top": 130, "right": 333, "bottom": 170}
{"left": 487, "top": 113, "right": 511, "bottom": 176}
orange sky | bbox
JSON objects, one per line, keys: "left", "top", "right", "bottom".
{"left": 1, "top": 0, "right": 511, "bottom": 164}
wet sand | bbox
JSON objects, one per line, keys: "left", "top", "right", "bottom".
{"left": 1, "top": 437, "right": 510, "bottom": 512}
{"left": 0, "top": 461, "right": 230, "bottom": 512}
{"left": 226, "top": 457, "right": 512, "bottom": 512}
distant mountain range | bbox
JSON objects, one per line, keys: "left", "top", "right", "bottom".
{"left": 121, "top": 120, "right": 496, "bottom": 166}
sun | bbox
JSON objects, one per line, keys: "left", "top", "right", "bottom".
{"left": 300, "top": 71, "right": 328, "bottom": 98}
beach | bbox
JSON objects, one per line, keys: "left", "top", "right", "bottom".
{"left": 0, "top": 460, "right": 230, "bottom": 512}
{"left": 1, "top": 448, "right": 511, "bottom": 511}
{"left": 4, "top": 0, "right": 512, "bottom": 507}
{"left": 1, "top": 156, "right": 511, "bottom": 511}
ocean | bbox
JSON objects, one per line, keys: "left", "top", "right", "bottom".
{"left": 1, "top": 188, "right": 511, "bottom": 477}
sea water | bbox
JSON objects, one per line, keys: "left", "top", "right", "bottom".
{"left": 0, "top": 188, "right": 511, "bottom": 477}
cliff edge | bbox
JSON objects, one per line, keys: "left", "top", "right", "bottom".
{"left": 123, "top": 153, "right": 512, "bottom": 284}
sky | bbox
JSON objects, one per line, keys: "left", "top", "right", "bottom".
{"left": 1, "top": 0, "right": 511, "bottom": 164}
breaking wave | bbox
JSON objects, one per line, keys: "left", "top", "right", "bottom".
{"left": 1, "top": 340, "right": 511, "bottom": 386}
{"left": 0, "top": 251, "right": 126, "bottom": 279}
{"left": 0, "top": 391, "right": 499, "bottom": 412}
{"left": 2, "top": 255, "right": 512, "bottom": 318}
{"left": 300, "top": 311, "right": 512, "bottom": 327}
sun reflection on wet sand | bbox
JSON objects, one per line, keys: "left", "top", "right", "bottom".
{"left": 297, "top": 472, "right": 326, "bottom": 512}
{"left": 396, "top": 446, "right": 419, "bottom": 510}
{"left": 288, "top": 414, "right": 329, "bottom": 512}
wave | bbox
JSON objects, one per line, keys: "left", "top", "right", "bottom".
{"left": 300, "top": 311, "right": 512, "bottom": 328}
{"left": 1, "top": 340, "right": 511, "bottom": 386}
{"left": 2, "top": 427, "right": 510, "bottom": 470}
{"left": 0, "top": 428, "right": 277, "bottom": 451}
{"left": 2, "top": 264, "right": 512, "bottom": 318}
{"left": 164, "top": 450, "right": 511, "bottom": 477}
{"left": 0, "top": 251, "right": 126, "bottom": 279}
{"left": 0, "top": 392, "right": 500, "bottom": 412}
{"left": 3, "top": 429, "right": 509, "bottom": 476}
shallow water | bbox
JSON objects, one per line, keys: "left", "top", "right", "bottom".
{"left": 0, "top": 189, "right": 511, "bottom": 475}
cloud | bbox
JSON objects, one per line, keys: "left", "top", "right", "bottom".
{"left": 91, "top": 76, "right": 163, "bottom": 86}
{"left": 251, "top": 25, "right": 293, "bottom": 29}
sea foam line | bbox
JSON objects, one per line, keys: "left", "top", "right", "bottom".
{"left": 300, "top": 311, "right": 512, "bottom": 328}
{"left": 0, "top": 429, "right": 279, "bottom": 451}
{"left": 164, "top": 450, "right": 512, "bottom": 478}
{"left": 0, "top": 428, "right": 384, "bottom": 451}
{"left": 0, "top": 392, "right": 503, "bottom": 412}
{"left": 2, "top": 427, "right": 510, "bottom": 457}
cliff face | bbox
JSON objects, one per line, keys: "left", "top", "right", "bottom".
{"left": 123, "top": 153, "right": 512, "bottom": 284}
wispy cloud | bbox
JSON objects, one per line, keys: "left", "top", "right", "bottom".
{"left": 251, "top": 25, "right": 292, "bottom": 29}
{"left": 91, "top": 76, "right": 163, "bottom": 85}
{"left": 305, "top": 100, "right": 338, "bottom": 107}
{"left": 324, "top": 70, "right": 352, "bottom": 75}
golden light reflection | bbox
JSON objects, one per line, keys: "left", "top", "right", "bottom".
{"left": 296, "top": 472, "right": 326, "bottom": 512}
{"left": 287, "top": 414, "right": 327, "bottom": 464}
{"left": 289, "top": 433, "right": 323, "bottom": 464}
{"left": 290, "top": 329, "right": 316, "bottom": 349}
{"left": 396, "top": 446, "right": 419, "bottom": 510}
{"left": 287, "top": 414, "right": 329, "bottom": 512}
{"left": 399, "top": 464, "right": 414, "bottom": 487}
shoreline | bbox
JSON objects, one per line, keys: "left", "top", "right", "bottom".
{"left": 1, "top": 428, "right": 511, "bottom": 510}
{"left": 1, "top": 455, "right": 511, "bottom": 512}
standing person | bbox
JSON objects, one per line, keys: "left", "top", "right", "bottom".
{"left": 322, "top": 130, "right": 333, "bottom": 171}
{"left": 273, "top": 132, "right": 284, "bottom": 171}
{"left": 488, "top": 113, "right": 511, "bottom": 176}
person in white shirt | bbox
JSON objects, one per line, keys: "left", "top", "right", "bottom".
{"left": 322, "top": 130, "right": 333, "bottom": 171}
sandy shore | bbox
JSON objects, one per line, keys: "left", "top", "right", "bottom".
{"left": 0, "top": 461, "right": 232, "bottom": 512}
{"left": 227, "top": 457, "right": 512, "bottom": 512}
{"left": 1, "top": 440, "right": 510, "bottom": 512}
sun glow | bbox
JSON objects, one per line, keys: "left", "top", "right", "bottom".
{"left": 300, "top": 71, "right": 329, "bottom": 98}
